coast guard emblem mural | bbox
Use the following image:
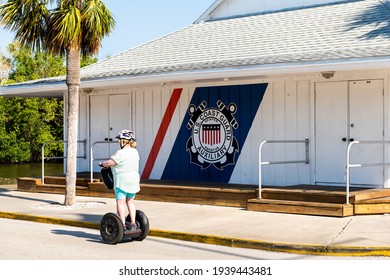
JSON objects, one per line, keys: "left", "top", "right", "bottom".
{"left": 161, "top": 83, "right": 268, "bottom": 183}
{"left": 186, "top": 100, "right": 239, "bottom": 170}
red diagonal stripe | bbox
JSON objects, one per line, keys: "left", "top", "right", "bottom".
{"left": 141, "top": 88, "right": 183, "bottom": 179}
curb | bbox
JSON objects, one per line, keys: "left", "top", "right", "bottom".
{"left": 0, "top": 211, "right": 99, "bottom": 229}
{"left": 1, "top": 211, "right": 390, "bottom": 257}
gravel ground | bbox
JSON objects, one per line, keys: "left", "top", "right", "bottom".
{"left": 35, "top": 201, "right": 106, "bottom": 210}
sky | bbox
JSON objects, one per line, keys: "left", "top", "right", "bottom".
{"left": 0, "top": 0, "right": 216, "bottom": 60}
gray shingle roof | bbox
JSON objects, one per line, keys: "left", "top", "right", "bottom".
{"left": 80, "top": 0, "right": 390, "bottom": 80}
{"left": 5, "top": 0, "right": 390, "bottom": 88}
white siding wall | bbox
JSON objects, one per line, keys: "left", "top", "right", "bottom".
{"left": 230, "top": 79, "right": 311, "bottom": 186}
{"left": 385, "top": 74, "right": 390, "bottom": 188}
{"left": 78, "top": 69, "right": 390, "bottom": 187}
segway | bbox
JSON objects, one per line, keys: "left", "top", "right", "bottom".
{"left": 99, "top": 167, "right": 149, "bottom": 244}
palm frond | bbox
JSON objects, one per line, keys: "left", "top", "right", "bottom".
{"left": 0, "top": 0, "right": 49, "bottom": 52}
{"left": 46, "top": 4, "right": 82, "bottom": 54}
{"left": 1, "top": 0, "right": 115, "bottom": 56}
{"left": 81, "top": 0, "right": 115, "bottom": 55}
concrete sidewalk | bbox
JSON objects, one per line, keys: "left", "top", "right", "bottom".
{"left": 1, "top": 185, "right": 390, "bottom": 256}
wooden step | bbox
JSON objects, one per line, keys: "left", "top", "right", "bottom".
{"left": 36, "top": 184, "right": 90, "bottom": 196}
{"left": 17, "top": 177, "right": 41, "bottom": 192}
{"left": 247, "top": 198, "right": 354, "bottom": 217}
{"left": 352, "top": 188, "right": 390, "bottom": 202}
{"left": 261, "top": 188, "right": 350, "bottom": 204}
{"left": 261, "top": 186, "right": 390, "bottom": 204}
{"left": 137, "top": 193, "right": 246, "bottom": 207}
{"left": 354, "top": 203, "right": 390, "bottom": 215}
{"left": 138, "top": 184, "right": 256, "bottom": 208}
{"left": 140, "top": 183, "right": 256, "bottom": 200}
{"left": 354, "top": 196, "right": 390, "bottom": 215}
{"left": 89, "top": 182, "right": 114, "bottom": 198}
{"left": 43, "top": 176, "right": 96, "bottom": 187}
{"left": 88, "top": 182, "right": 256, "bottom": 207}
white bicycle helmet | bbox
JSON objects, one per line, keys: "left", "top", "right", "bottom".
{"left": 116, "top": 129, "right": 135, "bottom": 141}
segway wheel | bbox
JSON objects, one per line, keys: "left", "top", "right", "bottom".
{"left": 100, "top": 213, "right": 124, "bottom": 244}
{"left": 126, "top": 210, "right": 150, "bottom": 241}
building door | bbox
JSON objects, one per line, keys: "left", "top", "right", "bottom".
{"left": 315, "top": 80, "right": 383, "bottom": 187}
{"left": 89, "top": 94, "right": 131, "bottom": 170}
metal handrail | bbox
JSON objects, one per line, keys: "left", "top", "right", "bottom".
{"left": 90, "top": 140, "right": 116, "bottom": 182}
{"left": 41, "top": 140, "right": 86, "bottom": 184}
{"left": 258, "top": 139, "right": 309, "bottom": 199}
{"left": 345, "top": 140, "right": 390, "bottom": 204}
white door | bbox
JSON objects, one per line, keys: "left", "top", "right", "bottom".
{"left": 90, "top": 94, "right": 131, "bottom": 170}
{"left": 315, "top": 80, "right": 384, "bottom": 186}
{"left": 90, "top": 95, "right": 110, "bottom": 168}
{"left": 315, "top": 82, "right": 348, "bottom": 185}
{"left": 349, "top": 80, "right": 384, "bottom": 186}
{"left": 108, "top": 94, "right": 131, "bottom": 155}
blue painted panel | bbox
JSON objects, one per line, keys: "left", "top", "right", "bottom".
{"left": 162, "top": 83, "right": 268, "bottom": 183}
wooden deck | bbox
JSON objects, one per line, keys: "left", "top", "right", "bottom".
{"left": 16, "top": 176, "right": 390, "bottom": 217}
{"left": 248, "top": 185, "right": 390, "bottom": 217}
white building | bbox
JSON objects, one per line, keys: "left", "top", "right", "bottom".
{"left": 2, "top": 0, "right": 390, "bottom": 190}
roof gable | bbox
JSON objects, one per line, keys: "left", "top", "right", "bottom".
{"left": 196, "top": 0, "right": 350, "bottom": 22}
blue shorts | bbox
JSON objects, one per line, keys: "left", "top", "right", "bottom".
{"left": 115, "top": 188, "right": 136, "bottom": 200}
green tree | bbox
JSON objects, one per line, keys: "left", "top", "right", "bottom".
{"left": 0, "top": 98, "right": 30, "bottom": 163}
{"left": 0, "top": 0, "right": 115, "bottom": 205}
{"left": 0, "top": 43, "right": 66, "bottom": 163}
{"left": 0, "top": 42, "right": 65, "bottom": 163}
{"left": 81, "top": 55, "right": 97, "bottom": 68}
{"left": 0, "top": 97, "right": 63, "bottom": 162}
{"left": 0, "top": 42, "right": 97, "bottom": 164}
{"left": 7, "top": 42, "right": 66, "bottom": 83}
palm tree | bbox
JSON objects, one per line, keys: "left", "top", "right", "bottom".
{"left": 0, "top": 0, "right": 115, "bottom": 205}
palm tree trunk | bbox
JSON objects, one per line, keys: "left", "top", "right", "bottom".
{"left": 64, "top": 44, "right": 81, "bottom": 206}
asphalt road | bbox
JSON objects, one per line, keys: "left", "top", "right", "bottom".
{"left": 1, "top": 218, "right": 389, "bottom": 280}
{"left": 0, "top": 218, "right": 294, "bottom": 260}
{"left": 1, "top": 218, "right": 389, "bottom": 260}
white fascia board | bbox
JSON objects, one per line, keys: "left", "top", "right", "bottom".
{"left": 0, "top": 81, "right": 66, "bottom": 97}
{"left": 2, "top": 57, "right": 390, "bottom": 96}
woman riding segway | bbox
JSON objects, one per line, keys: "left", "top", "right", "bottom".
{"left": 99, "top": 130, "right": 149, "bottom": 244}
